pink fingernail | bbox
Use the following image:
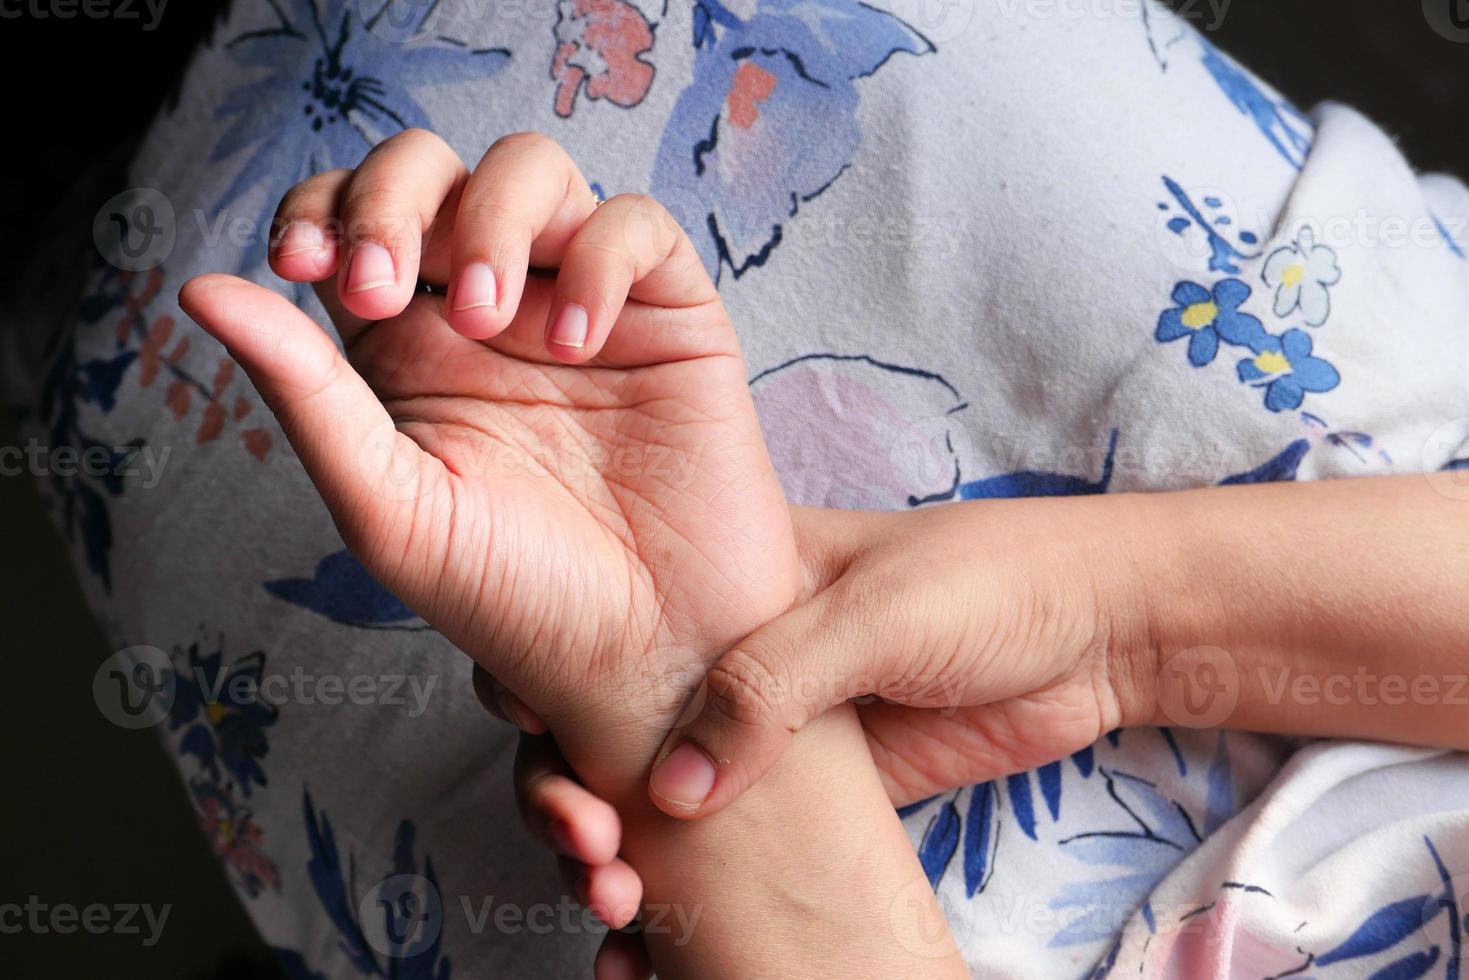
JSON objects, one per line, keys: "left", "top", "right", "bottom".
{"left": 548, "top": 304, "right": 589, "bottom": 350}
{"left": 278, "top": 222, "right": 327, "bottom": 257}
{"left": 649, "top": 742, "right": 716, "bottom": 810}
{"left": 347, "top": 242, "right": 396, "bottom": 293}
{"left": 453, "top": 262, "right": 497, "bottom": 311}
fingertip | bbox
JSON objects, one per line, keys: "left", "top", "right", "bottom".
{"left": 445, "top": 304, "right": 510, "bottom": 340}
{"left": 546, "top": 797, "right": 621, "bottom": 865}
{"left": 445, "top": 261, "right": 508, "bottom": 339}
{"left": 270, "top": 222, "right": 339, "bottom": 282}
{"left": 580, "top": 860, "right": 643, "bottom": 931}
{"left": 545, "top": 302, "right": 594, "bottom": 362}
{"left": 271, "top": 248, "right": 339, "bottom": 284}
{"left": 178, "top": 274, "right": 258, "bottom": 337}
{"left": 178, "top": 272, "right": 237, "bottom": 309}
{"left": 647, "top": 741, "right": 719, "bottom": 820}
{"left": 339, "top": 241, "right": 412, "bottom": 321}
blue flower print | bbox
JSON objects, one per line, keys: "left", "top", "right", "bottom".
{"left": 265, "top": 549, "right": 428, "bottom": 630}
{"left": 209, "top": 0, "right": 510, "bottom": 271}
{"left": 1262, "top": 226, "right": 1340, "bottom": 326}
{"left": 167, "top": 642, "right": 279, "bottom": 795}
{"left": 290, "top": 787, "right": 451, "bottom": 979}
{"left": 1155, "top": 279, "right": 1265, "bottom": 367}
{"left": 1197, "top": 36, "right": 1312, "bottom": 170}
{"left": 652, "top": 0, "right": 932, "bottom": 281}
{"left": 1237, "top": 329, "right": 1340, "bottom": 412}
{"left": 1434, "top": 213, "right": 1466, "bottom": 260}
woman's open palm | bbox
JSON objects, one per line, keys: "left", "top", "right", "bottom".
{"left": 181, "top": 131, "right": 802, "bottom": 790}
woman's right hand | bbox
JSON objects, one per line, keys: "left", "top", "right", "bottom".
{"left": 180, "top": 129, "right": 806, "bottom": 804}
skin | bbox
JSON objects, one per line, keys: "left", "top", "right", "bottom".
{"left": 183, "top": 128, "right": 806, "bottom": 796}
{"left": 182, "top": 129, "right": 966, "bottom": 978}
{"left": 517, "top": 476, "right": 1469, "bottom": 974}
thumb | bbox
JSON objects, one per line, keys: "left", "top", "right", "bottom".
{"left": 178, "top": 274, "right": 424, "bottom": 556}
{"left": 646, "top": 588, "right": 888, "bottom": 819}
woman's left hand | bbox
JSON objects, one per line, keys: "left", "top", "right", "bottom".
{"left": 478, "top": 493, "right": 1151, "bottom": 972}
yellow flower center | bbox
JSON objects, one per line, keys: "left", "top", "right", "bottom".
{"left": 1280, "top": 263, "right": 1306, "bottom": 287}
{"left": 206, "top": 702, "right": 228, "bottom": 727}
{"left": 1180, "top": 301, "right": 1219, "bottom": 330}
{"left": 1254, "top": 350, "right": 1291, "bottom": 375}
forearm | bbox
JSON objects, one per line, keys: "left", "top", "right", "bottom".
{"left": 1114, "top": 474, "right": 1469, "bottom": 746}
{"left": 619, "top": 705, "right": 965, "bottom": 979}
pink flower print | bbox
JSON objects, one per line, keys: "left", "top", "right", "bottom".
{"left": 551, "top": 0, "right": 655, "bottom": 118}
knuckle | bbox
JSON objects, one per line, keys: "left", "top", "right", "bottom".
{"left": 393, "top": 127, "right": 443, "bottom": 151}
{"left": 609, "top": 193, "right": 680, "bottom": 265}
{"left": 565, "top": 236, "right": 635, "bottom": 277}
{"left": 611, "top": 191, "right": 657, "bottom": 214}
{"left": 278, "top": 169, "right": 351, "bottom": 216}
{"left": 703, "top": 648, "right": 787, "bottom": 732}
{"left": 612, "top": 192, "right": 670, "bottom": 232}
{"left": 367, "top": 127, "right": 440, "bottom": 162}
{"left": 488, "top": 130, "right": 558, "bottom": 161}
{"left": 341, "top": 171, "right": 407, "bottom": 213}
{"left": 340, "top": 201, "right": 418, "bottom": 249}
{"left": 457, "top": 197, "right": 530, "bottom": 238}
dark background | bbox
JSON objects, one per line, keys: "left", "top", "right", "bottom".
{"left": 1, "top": 2, "right": 1465, "bottom": 976}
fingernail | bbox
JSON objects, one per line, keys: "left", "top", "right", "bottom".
{"left": 453, "top": 262, "right": 497, "bottom": 311}
{"left": 548, "top": 303, "right": 589, "bottom": 350}
{"left": 547, "top": 819, "right": 576, "bottom": 855}
{"left": 278, "top": 222, "right": 326, "bottom": 257}
{"left": 347, "top": 242, "right": 396, "bottom": 293}
{"left": 649, "top": 742, "right": 716, "bottom": 810}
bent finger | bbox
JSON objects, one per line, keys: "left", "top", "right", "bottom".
{"left": 513, "top": 733, "right": 622, "bottom": 866}
{"left": 335, "top": 128, "right": 468, "bottom": 322}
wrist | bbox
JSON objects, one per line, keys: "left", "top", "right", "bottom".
{"left": 1088, "top": 489, "right": 1236, "bottom": 732}
{"left": 619, "top": 704, "right": 964, "bottom": 978}
{"left": 788, "top": 505, "right": 889, "bottom": 604}
{"left": 1074, "top": 492, "right": 1171, "bottom": 732}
